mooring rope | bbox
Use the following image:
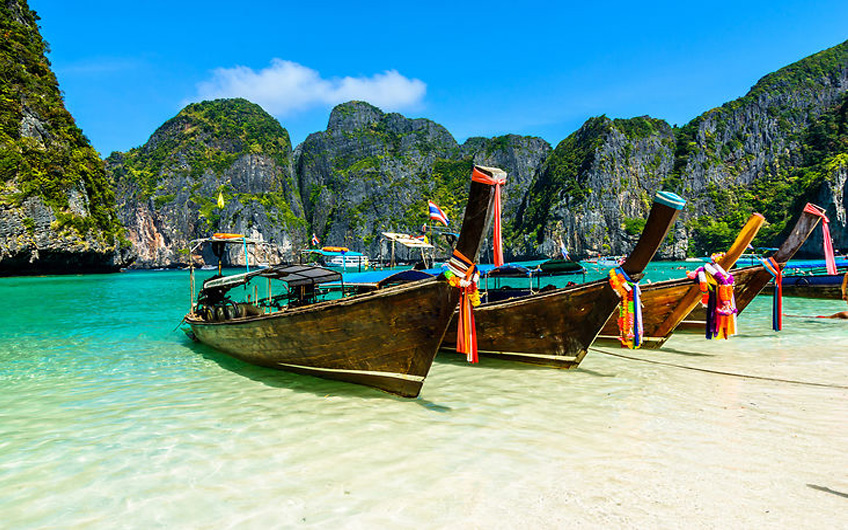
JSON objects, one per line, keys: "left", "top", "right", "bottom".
{"left": 588, "top": 347, "right": 848, "bottom": 390}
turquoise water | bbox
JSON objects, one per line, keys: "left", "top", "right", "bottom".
{"left": 1, "top": 264, "right": 846, "bottom": 528}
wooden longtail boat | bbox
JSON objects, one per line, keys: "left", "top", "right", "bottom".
{"left": 678, "top": 204, "right": 825, "bottom": 330}
{"left": 183, "top": 166, "right": 500, "bottom": 398}
{"left": 440, "top": 191, "right": 686, "bottom": 368}
{"left": 595, "top": 212, "right": 766, "bottom": 348}
{"left": 762, "top": 272, "right": 848, "bottom": 300}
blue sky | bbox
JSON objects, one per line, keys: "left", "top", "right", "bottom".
{"left": 29, "top": 0, "right": 848, "bottom": 157}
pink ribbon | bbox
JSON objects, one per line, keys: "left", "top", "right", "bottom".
{"left": 803, "top": 203, "right": 837, "bottom": 275}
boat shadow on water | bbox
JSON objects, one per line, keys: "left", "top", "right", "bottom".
{"left": 181, "top": 338, "right": 456, "bottom": 411}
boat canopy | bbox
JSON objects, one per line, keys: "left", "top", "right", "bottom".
{"left": 482, "top": 264, "right": 534, "bottom": 278}
{"left": 381, "top": 232, "right": 434, "bottom": 249}
{"left": 202, "top": 264, "right": 342, "bottom": 294}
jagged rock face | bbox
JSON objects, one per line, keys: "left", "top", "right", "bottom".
{"left": 0, "top": 194, "right": 133, "bottom": 274}
{"left": 669, "top": 42, "right": 848, "bottom": 254}
{"left": 0, "top": 0, "right": 132, "bottom": 275}
{"left": 294, "top": 102, "right": 553, "bottom": 261}
{"left": 513, "top": 116, "right": 684, "bottom": 259}
{"left": 108, "top": 39, "right": 848, "bottom": 268}
{"left": 108, "top": 99, "right": 305, "bottom": 268}
{"left": 295, "top": 101, "right": 461, "bottom": 258}
{"left": 679, "top": 45, "right": 848, "bottom": 201}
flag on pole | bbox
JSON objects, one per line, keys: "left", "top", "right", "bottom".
{"left": 428, "top": 200, "right": 449, "bottom": 227}
{"left": 217, "top": 190, "right": 225, "bottom": 209}
{"left": 560, "top": 240, "right": 569, "bottom": 260}
{"left": 311, "top": 233, "right": 320, "bottom": 247}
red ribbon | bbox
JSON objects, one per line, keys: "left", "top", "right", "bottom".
{"left": 803, "top": 203, "right": 837, "bottom": 275}
{"left": 471, "top": 167, "right": 506, "bottom": 267}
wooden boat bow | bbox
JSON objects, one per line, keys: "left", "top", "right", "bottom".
{"left": 183, "top": 165, "right": 500, "bottom": 397}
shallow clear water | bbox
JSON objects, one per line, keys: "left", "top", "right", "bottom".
{"left": 1, "top": 265, "right": 846, "bottom": 528}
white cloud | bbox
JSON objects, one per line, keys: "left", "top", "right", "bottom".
{"left": 194, "top": 59, "right": 426, "bottom": 116}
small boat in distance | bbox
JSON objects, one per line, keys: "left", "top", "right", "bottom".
{"left": 301, "top": 246, "right": 370, "bottom": 271}
{"left": 538, "top": 256, "right": 585, "bottom": 274}
{"left": 182, "top": 165, "right": 502, "bottom": 397}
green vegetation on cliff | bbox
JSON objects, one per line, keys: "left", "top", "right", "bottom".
{"left": 688, "top": 92, "right": 848, "bottom": 255}
{"left": 118, "top": 98, "right": 292, "bottom": 199}
{"left": 516, "top": 116, "right": 611, "bottom": 243}
{"left": 742, "top": 39, "right": 848, "bottom": 102}
{"left": 0, "top": 1, "right": 123, "bottom": 241}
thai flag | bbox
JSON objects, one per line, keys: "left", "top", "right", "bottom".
{"left": 560, "top": 241, "right": 569, "bottom": 260}
{"left": 428, "top": 201, "right": 449, "bottom": 227}
{"left": 311, "top": 233, "right": 320, "bottom": 247}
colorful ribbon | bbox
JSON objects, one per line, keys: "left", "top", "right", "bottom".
{"left": 758, "top": 256, "right": 783, "bottom": 331}
{"left": 803, "top": 203, "right": 837, "bottom": 275}
{"left": 609, "top": 268, "right": 643, "bottom": 349}
{"left": 471, "top": 167, "right": 506, "bottom": 267}
{"left": 446, "top": 249, "right": 480, "bottom": 362}
{"left": 687, "top": 259, "right": 737, "bottom": 340}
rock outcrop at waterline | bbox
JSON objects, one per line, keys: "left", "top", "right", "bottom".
{"left": 0, "top": 0, "right": 133, "bottom": 275}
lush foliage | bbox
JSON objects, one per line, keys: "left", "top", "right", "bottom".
{"left": 118, "top": 98, "right": 292, "bottom": 198}
{"left": 0, "top": 1, "right": 123, "bottom": 242}
{"left": 516, "top": 116, "right": 611, "bottom": 243}
{"left": 688, "top": 93, "right": 848, "bottom": 255}
{"left": 612, "top": 116, "right": 666, "bottom": 140}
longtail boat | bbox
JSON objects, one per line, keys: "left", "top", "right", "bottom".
{"left": 182, "top": 166, "right": 501, "bottom": 397}
{"left": 439, "top": 191, "right": 686, "bottom": 368}
{"left": 678, "top": 203, "right": 826, "bottom": 331}
{"left": 596, "top": 212, "right": 766, "bottom": 348}
{"left": 763, "top": 272, "right": 848, "bottom": 300}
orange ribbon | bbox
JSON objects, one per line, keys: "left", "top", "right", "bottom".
{"left": 471, "top": 167, "right": 506, "bottom": 267}
{"left": 448, "top": 249, "right": 479, "bottom": 362}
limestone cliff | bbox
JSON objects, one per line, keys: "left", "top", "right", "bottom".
{"left": 670, "top": 39, "right": 848, "bottom": 255}
{"left": 0, "top": 0, "right": 132, "bottom": 274}
{"left": 109, "top": 39, "right": 848, "bottom": 267}
{"left": 294, "top": 101, "right": 550, "bottom": 261}
{"left": 512, "top": 116, "right": 683, "bottom": 258}
{"left": 514, "top": 39, "right": 848, "bottom": 259}
{"left": 109, "top": 99, "right": 305, "bottom": 268}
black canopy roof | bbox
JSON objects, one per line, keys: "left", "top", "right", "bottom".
{"left": 201, "top": 264, "right": 342, "bottom": 295}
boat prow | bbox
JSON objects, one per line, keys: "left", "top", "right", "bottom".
{"left": 183, "top": 165, "right": 501, "bottom": 397}
{"left": 597, "top": 212, "right": 766, "bottom": 348}
{"left": 441, "top": 190, "right": 686, "bottom": 367}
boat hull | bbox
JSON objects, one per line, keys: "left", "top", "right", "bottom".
{"left": 441, "top": 190, "right": 685, "bottom": 367}
{"left": 442, "top": 279, "right": 619, "bottom": 368}
{"left": 762, "top": 274, "right": 845, "bottom": 299}
{"left": 187, "top": 279, "right": 456, "bottom": 397}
